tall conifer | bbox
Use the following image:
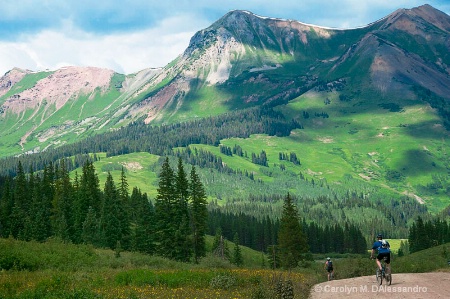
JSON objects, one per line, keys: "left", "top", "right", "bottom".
{"left": 118, "top": 167, "right": 131, "bottom": 250}
{"left": 155, "top": 157, "right": 177, "bottom": 258}
{"left": 278, "top": 193, "right": 308, "bottom": 269}
{"left": 189, "top": 166, "right": 208, "bottom": 263}
{"left": 74, "top": 161, "right": 101, "bottom": 243}
{"left": 101, "top": 172, "right": 122, "bottom": 249}
{"left": 174, "top": 157, "right": 192, "bottom": 261}
{"left": 232, "top": 232, "right": 244, "bottom": 266}
{"left": 82, "top": 206, "right": 99, "bottom": 246}
{"left": 0, "top": 177, "right": 13, "bottom": 237}
{"left": 11, "top": 161, "right": 27, "bottom": 238}
{"left": 52, "top": 160, "right": 73, "bottom": 241}
{"left": 130, "top": 187, "right": 155, "bottom": 254}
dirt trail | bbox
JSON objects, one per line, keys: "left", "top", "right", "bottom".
{"left": 309, "top": 272, "right": 450, "bottom": 299}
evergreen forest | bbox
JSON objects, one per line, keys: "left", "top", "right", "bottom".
{"left": 0, "top": 104, "right": 448, "bottom": 264}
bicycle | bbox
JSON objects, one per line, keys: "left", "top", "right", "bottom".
{"left": 374, "top": 256, "right": 392, "bottom": 285}
{"left": 326, "top": 270, "right": 334, "bottom": 281}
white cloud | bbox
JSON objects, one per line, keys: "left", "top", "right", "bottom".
{"left": 0, "top": 0, "right": 448, "bottom": 76}
{"left": 0, "top": 14, "right": 209, "bottom": 75}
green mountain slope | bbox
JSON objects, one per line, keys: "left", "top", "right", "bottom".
{"left": 0, "top": 4, "right": 449, "bottom": 219}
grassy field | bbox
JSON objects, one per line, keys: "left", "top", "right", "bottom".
{"left": 0, "top": 237, "right": 318, "bottom": 299}
{"left": 1, "top": 237, "right": 449, "bottom": 299}
{"left": 386, "top": 239, "right": 407, "bottom": 254}
{"left": 68, "top": 121, "right": 449, "bottom": 216}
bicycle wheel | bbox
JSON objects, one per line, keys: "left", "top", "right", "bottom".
{"left": 386, "top": 273, "right": 392, "bottom": 285}
{"left": 376, "top": 269, "right": 383, "bottom": 285}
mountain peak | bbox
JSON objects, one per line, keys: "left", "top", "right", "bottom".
{"left": 212, "top": 9, "right": 265, "bottom": 29}
{"left": 389, "top": 4, "right": 450, "bottom": 32}
{"left": 410, "top": 4, "right": 450, "bottom": 32}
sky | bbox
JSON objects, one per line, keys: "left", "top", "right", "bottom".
{"left": 1, "top": 0, "right": 449, "bottom": 76}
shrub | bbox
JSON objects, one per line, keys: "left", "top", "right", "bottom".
{"left": 209, "top": 274, "right": 237, "bottom": 289}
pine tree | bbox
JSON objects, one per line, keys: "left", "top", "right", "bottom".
{"left": 189, "top": 166, "right": 208, "bottom": 263}
{"left": 0, "top": 177, "right": 13, "bottom": 237}
{"left": 409, "top": 217, "right": 429, "bottom": 253}
{"left": 40, "top": 163, "right": 55, "bottom": 239}
{"left": 11, "top": 162, "right": 28, "bottom": 239}
{"left": 21, "top": 167, "right": 37, "bottom": 241}
{"left": 278, "top": 193, "right": 309, "bottom": 269}
{"left": 52, "top": 160, "right": 73, "bottom": 241}
{"left": 84, "top": 161, "right": 102, "bottom": 212}
{"left": 74, "top": 161, "right": 102, "bottom": 243}
{"left": 154, "top": 157, "right": 177, "bottom": 259}
{"left": 173, "top": 157, "right": 192, "bottom": 262}
{"left": 82, "top": 206, "right": 99, "bottom": 246}
{"left": 117, "top": 167, "right": 131, "bottom": 250}
{"left": 100, "top": 172, "right": 122, "bottom": 249}
{"left": 130, "top": 188, "right": 155, "bottom": 254}
{"left": 175, "top": 157, "right": 189, "bottom": 207}
{"left": 232, "top": 232, "right": 243, "bottom": 267}
{"left": 28, "top": 171, "right": 50, "bottom": 241}
{"left": 408, "top": 222, "right": 418, "bottom": 253}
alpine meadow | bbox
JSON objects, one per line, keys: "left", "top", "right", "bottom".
{"left": 0, "top": 3, "right": 449, "bottom": 299}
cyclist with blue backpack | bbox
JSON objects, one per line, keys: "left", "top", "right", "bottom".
{"left": 370, "top": 234, "right": 391, "bottom": 274}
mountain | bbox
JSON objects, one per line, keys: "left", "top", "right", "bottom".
{"left": 0, "top": 4, "right": 449, "bottom": 214}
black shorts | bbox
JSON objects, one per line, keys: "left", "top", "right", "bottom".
{"left": 377, "top": 252, "right": 390, "bottom": 264}
{"left": 327, "top": 268, "right": 333, "bottom": 273}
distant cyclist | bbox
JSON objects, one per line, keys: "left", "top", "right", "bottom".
{"left": 324, "top": 257, "right": 334, "bottom": 281}
{"left": 370, "top": 234, "right": 391, "bottom": 274}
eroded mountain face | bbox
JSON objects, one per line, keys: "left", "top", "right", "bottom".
{"left": 0, "top": 68, "right": 30, "bottom": 97}
{"left": 0, "top": 4, "right": 449, "bottom": 155}
{"left": 2, "top": 66, "right": 114, "bottom": 114}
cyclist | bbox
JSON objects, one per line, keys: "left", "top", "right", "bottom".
{"left": 324, "top": 257, "right": 334, "bottom": 281}
{"left": 370, "top": 234, "right": 391, "bottom": 274}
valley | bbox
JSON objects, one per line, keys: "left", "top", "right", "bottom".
{"left": 0, "top": 4, "right": 449, "bottom": 298}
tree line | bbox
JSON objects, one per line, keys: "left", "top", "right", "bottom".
{"left": 408, "top": 216, "right": 450, "bottom": 253}
{"left": 209, "top": 193, "right": 310, "bottom": 269}
{"left": 213, "top": 191, "right": 429, "bottom": 241}
{"left": 208, "top": 207, "right": 367, "bottom": 255}
{"left": 0, "top": 106, "right": 302, "bottom": 177}
{"left": 0, "top": 157, "right": 369, "bottom": 265}
{"left": 0, "top": 158, "right": 209, "bottom": 263}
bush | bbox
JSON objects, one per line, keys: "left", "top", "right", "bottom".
{"left": 0, "top": 254, "right": 38, "bottom": 271}
{"left": 0, "top": 238, "right": 97, "bottom": 271}
{"left": 0, "top": 238, "right": 39, "bottom": 271}
{"left": 274, "top": 278, "right": 294, "bottom": 299}
{"left": 209, "top": 274, "right": 237, "bottom": 289}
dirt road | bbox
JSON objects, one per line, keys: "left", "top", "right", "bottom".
{"left": 309, "top": 272, "right": 450, "bottom": 299}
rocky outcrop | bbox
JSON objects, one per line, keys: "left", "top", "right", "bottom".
{"left": 0, "top": 68, "right": 30, "bottom": 97}
{"left": 1, "top": 66, "right": 114, "bottom": 115}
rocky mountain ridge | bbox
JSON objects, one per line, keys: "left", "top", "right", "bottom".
{"left": 0, "top": 4, "right": 449, "bottom": 156}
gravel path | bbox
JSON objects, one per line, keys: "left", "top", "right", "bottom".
{"left": 309, "top": 272, "right": 450, "bottom": 299}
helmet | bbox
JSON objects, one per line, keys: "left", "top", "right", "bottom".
{"left": 326, "top": 257, "right": 331, "bottom": 261}
{"left": 377, "top": 234, "right": 383, "bottom": 239}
